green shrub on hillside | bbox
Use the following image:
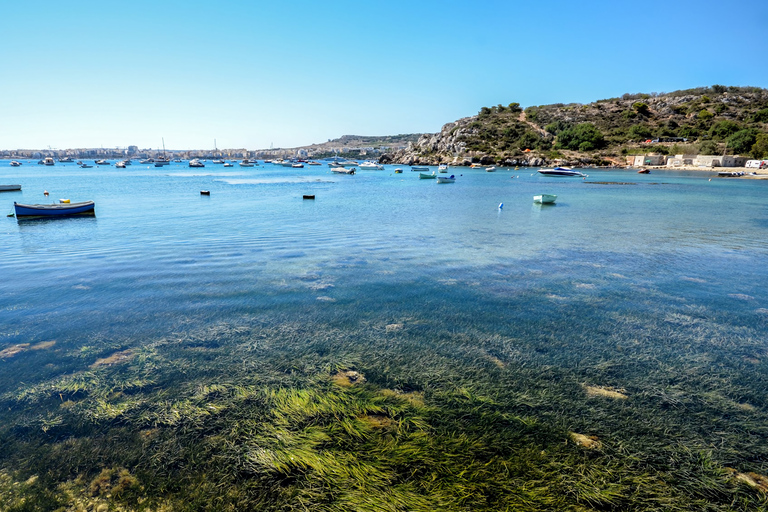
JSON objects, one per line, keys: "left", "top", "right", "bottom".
{"left": 698, "top": 140, "right": 720, "bottom": 155}
{"left": 627, "top": 125, "right": 653, "bottom": 140}
{"left": 751, "top": 133, "right": 768, "bottom": 158}
{"left": 709, "top": 120, "right": 741, "bottom": 140}
{"left": 753, "top": 108, "right": 768, "bottom": 123}
{"left": 726, "top": 129, "right": 758, "bottom": 154}
{"left": 555, "top": 123, "right": 605, "bottom": 151}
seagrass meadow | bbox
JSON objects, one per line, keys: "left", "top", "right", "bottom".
{"left": 2, "top": 162, "right": 768, "bottom": 510}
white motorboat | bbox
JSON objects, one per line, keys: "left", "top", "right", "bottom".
{"left": 533, "top": 194, "right": 557, "bottom": 204}
{"left": 537, "top": 167, "right": 586, "bottom": 177}
{"left": 10, "top": 160, "right": 21, "bottom": 167}
{"left": 359, "top": 161, "right": 384, "bottom": 170}
{"left": 223, "top": 162, "right": 233, "bottom": 167}
{"left": 239, "top": 160, "right": 255, "bottom": 167}
{"left": 331, "top": 167, "right": 356, "bottom": 174}
{"left": 486, "top": 167, "right": 496, "bottom": 172}
{"left": 189, "top": 159, "right": 205, "bottom": 168}
{"left": 438, "top": 164, "right": 448, "bottom": 173}
{"left": 436, "top": 174, "right": 456, "bottom": 183}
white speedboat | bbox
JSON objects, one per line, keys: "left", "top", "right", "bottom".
{"left": 212, "top": 159, "right": 225, "bottom": 164}
{"left": 331, "top": 167, "right": 355, "bottom": 174}
{"left": 538, "top": 167, "right": 585, "bottom": 177}
{"left": 359, "top": 161, "right": 384, "bottom": 170}
{"left": 115, "top": 161, "right": 126, "bottom": 168}
{"left": 438, "top": 164, "right": 448, "bottom": 173}
{"left": 534, "top": 194, "right": 557, "bottom": 204}
{"left": 189, "top": 159, "right": 205, "bottom": 168}
{"left": 223, "top": 162, "right": 233, "bottom": 167}
{"left": 10, "top": 160, "right": 21, "bottom": 167}
{"left": 486, "top": 167, "right": 496, "bottom": 172}
{"left": 239, "top": 160, "right": 255, "bottom": 167}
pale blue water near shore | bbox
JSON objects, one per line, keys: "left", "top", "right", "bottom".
{"left": 2, "top": 161, "right": 767, "bottom": 363}
{"left": 2, "top": 160, "right": 768, "bottom": 507}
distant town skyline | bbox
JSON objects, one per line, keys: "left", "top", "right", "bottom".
{"left": 2, "top": 0, "right": 766, "bottom": 150}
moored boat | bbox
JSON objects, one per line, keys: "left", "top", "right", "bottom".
{"left": 637, "top": 168, "right": 650, "bottom": 174}
{"left": 533, "top": 194, "right": 557, "bottom": 204}
{"left": 189, "top": 159, "right": 205, "bottom": 168}
{"left": 438, "top": 164, "right": 448, "bottom": 173}
{"left": 331, "top": 167, "right": 356, "bottom": 174}
{"left": 0, "top": 184, "right": 22, "bottom": 192}
{"left": 292, "top": 163, "right": 304, "bottom": 168}
{"left": 95, "top": 159, "right": 109, "bottom": 165}
{"left": 538, "top": 167, "right": 586, "bottom": 177}
{"left": 486, "top": 167, "right": 496, "bottom": 172}
{"left": 419, "top": 172, "right": 436, "bottom": 179}
{"left": 436, "top": 174, "right": 456, "bottom": 183}
{"left": 14, "top": 200, "right": 95, "bottom": 217}
{"left": 115, "top": 161, "right": 126, "bottom": 168}
{"left": 411, "top": 166, "right": 429, "bottom": 172}
{"left": 394, "top": 168, "right": 403, "bottom": 173}
{"left": 359, "top": 162, "right": 384, "bottom": 170}
{"left": 240, "top": 159, "right": 255, "bottom": 167}
{"left": 10, "top": 161, "right": 21, "bottom": 167}
{"left": 223, "top": 162, "right": 233, "bottom": 167}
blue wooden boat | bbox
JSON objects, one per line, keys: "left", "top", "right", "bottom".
{"left": 14, "top": 201, "right": 95, "bottom": 217}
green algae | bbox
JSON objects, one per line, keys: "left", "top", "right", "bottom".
{"left": 1, "top": 280, "right": 768, "bottom": 511}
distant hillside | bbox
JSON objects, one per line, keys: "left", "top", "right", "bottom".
{"left": 386, "top": 86, "right": 768, "bottom": 166}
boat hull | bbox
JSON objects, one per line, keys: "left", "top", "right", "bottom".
{"left": 533, "top": 194, "right": 557, "bottom": 204}
{"left": 538, "top": 167, "right": 585, "bottom": 177}
{"left": 14, "top": 201, "right": 95, "bottom": 217}
{"left": 419, "top": 173, "right": 436, "bottom": 179}
{"left": 0, "top": 185, "right": 22, "bottom": 192}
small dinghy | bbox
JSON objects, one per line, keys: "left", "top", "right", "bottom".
{"left": 14, "top": 201, "right": 95, "bottom": 217}
{"left": 533, "top": 194, "right": 557, "bottom": 204}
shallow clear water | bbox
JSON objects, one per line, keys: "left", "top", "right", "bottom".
{"left": 1, "top": 161, "right": 767, "bottom": 379}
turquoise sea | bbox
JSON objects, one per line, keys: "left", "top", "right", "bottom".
{"left": 1, "top": 160, "right": 768, "bottom": 510}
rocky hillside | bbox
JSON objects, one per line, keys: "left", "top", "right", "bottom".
{"left": 384, "top": 86, "right": 768, "bottom": 166}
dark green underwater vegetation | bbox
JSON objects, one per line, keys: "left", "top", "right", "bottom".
{"left": 2, "top": 271, "right": 768, "bottom": 511}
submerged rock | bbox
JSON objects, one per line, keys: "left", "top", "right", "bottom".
{"left": 583, "top": 384, "right": 628, "bottom": 399}
{"left": 569, "top": 432, "right": 603, "bottom": 450}
{"left": 331, "top": 370, "right": 366, "bottom": 387}
{"left": 0, "top": 344, "right": 30, "bottom": 358}
{"left": 726, "top": 468, "right": 768, "bottom": 492}
{"left": 90, "top": 350, "right": 135, "bottom": 368}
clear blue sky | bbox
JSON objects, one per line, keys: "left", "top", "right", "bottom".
{"left": 2, "top": 0, "right": 766, "bottom": 151}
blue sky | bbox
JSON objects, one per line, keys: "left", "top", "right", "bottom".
{"left": 1, "top": 0, "right": 766, "bottom": 150}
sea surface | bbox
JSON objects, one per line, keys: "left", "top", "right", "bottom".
{"left": 1, "top": 159, "right": 768, "bottom": 508}
{"left": 2, "top": 161, "right": 766, "bottom": 345}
